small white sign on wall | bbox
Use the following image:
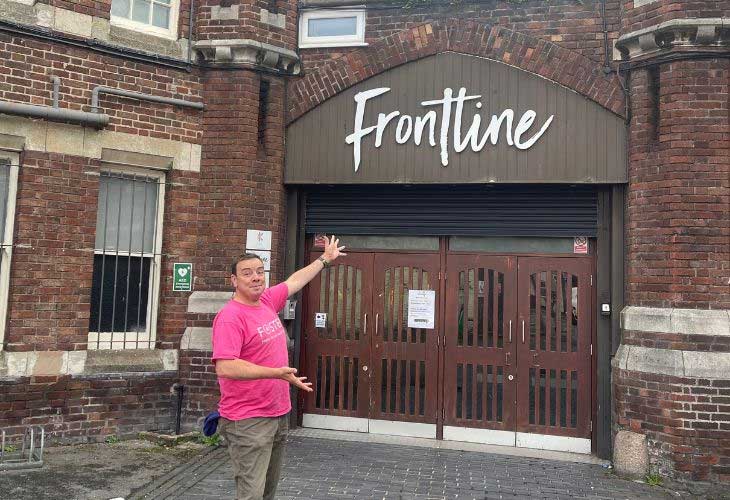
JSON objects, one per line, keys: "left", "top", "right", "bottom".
{"left": 247, "top": 229, "right": 272, "bottom": 250}
{"left": 248, "top": 250, "right": 271, "bottom": 271}
{"left": 315, "top": 312, "right": 327, "bottom": 328}
{"left": 407, "top": 290, "right": 436, "bottom": 329}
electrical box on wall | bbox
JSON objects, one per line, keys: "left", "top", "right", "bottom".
{"left": 282, "top": 300, "right": 297, "bottom": 320}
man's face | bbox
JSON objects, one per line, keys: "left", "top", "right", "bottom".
{"left": 231, "top": 258, "right": 265, "bottom": 303}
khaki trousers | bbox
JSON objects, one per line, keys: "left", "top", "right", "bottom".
{"left": 219, "top": 414, "right": 289, "bottom": 500}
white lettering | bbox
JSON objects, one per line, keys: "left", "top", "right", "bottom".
{"left": 395, "top": 115, "right": 413, "bottom": 144}
{"left": 413, "top": 111, "right": 437, "bottom": 146}
{"left": 345, "top": 87, "right": 391, "bottom": 172}
{"left": 345, "top": 87, "right": 554, "bottom": 171}
{"left": 514, "top": 111, "right": 554, "bottom": 149}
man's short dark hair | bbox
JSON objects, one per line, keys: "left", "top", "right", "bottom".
{"left": 231, "top": 253, "right": 264, "bottom": 275}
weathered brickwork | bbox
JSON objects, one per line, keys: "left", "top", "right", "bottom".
{"left": 195, "top": 69, "right": 287, "bottom": 290}
{"left": 0, "top": 34, "right": 203, "bottom": 142}
{"left": 289, "top": 20, "right": 626, "bottom": 124}
{"left": 178, "top": 349, "right": 218, "bottom": 430}
{"left": 195, "top": 0, "right": 297, "bottom": 49}
{"left": 5, "top": 152, "right": 100, "bottom": 353}
{"left": 620, "top": 1, "right": 730, "bottom": 33}
{"left": 614, "top": 368, "right": 730, "bottom": 483}
{"left": 625, "top": 61, "right": 730, "bottom": 309}
{"left": 0, "top": 373, "right": 176, "bottom": 443}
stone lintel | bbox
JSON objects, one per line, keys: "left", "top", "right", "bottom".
{"left": 193, "top": 39, "right": 301, "bottom": 75}
{"left": 187, "top": 291, "right": 231, "bottom": 314}
{"left": 621, "top": 306, "right": 730, "bottom": 337}
{"left": 0, "top": 349, "right": 178, "bottom": 377}
{"left": 181, "top": 327, "right": 213, "bottom": 351}
{"left": 612, "top": 345, "right": 730, "bottom": 379}
{"left": 616, "top": 18, "right": 729, "bottom": 60}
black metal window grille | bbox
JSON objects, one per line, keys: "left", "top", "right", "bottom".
{"left": 89, "top": 171, "right": 163, "bottom": 349}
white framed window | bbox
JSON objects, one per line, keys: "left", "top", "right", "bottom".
{"left": 0, "top": 153, "right": 19, "bottom": 352}
{"left": 88, "top": 168, "right": 165, "bottom": 350}
{"left": 299, "top": 9, "right": 367, "bottom": 48}
{"left": 110, "top": 0, "right": 180, "bottom": 39}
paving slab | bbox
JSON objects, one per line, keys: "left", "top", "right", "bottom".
{"left": 131, "top": 429, "right": 683, "bottom": 500}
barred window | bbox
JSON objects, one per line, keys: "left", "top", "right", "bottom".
{"left": 89, "top": 170, "right": 165, "bottom": 350}
{"left": 0, "top": 154, "right": 19, "bottom": 350}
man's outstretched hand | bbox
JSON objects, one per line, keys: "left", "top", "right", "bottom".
{"left": 322, "top": 235, "right": 347, "bottom": 263}
{"left": 277, "top": 367, "right": 313, "bottom": 392}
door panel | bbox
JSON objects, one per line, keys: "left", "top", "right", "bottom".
{"left": 516, "top": 257, "right": 592, "bottom": 438}
{"left": 371, "top": 254, "right": 440, "bottom": 423}
{"left": 443, "top": 255, "right": 517, "bottom": 432}
{"left": 303, "top": 253, "right": 372, "bottom": 418}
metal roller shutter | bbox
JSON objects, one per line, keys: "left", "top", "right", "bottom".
{"left": 305, "top": 185, "right": 597, "bottom": 237}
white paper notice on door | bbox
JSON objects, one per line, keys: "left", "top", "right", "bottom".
{"left": 407, "top": 290, "right": 435, "bottom": 329}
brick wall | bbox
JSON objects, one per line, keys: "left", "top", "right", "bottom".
{"left": 0, "top": 373, "right": 177, "bottom": 443}
{"left": 0, "top": 34, "right": 203, "bottom": 142}
{"left": 625, "top": 60, "right": 730, "bottom": 309}
{"left": 614, "top": 368, "right": 730, "bottom": 483}
{"left": 5, "top": 152, "right": 99, "bottom": 352}
{"left": 195, "top": 0, "right": 297, "bottom": 50}
{"left": 178, "top": 349, "right": 218, "bottom": 431}
{"left": 299, "top": 0, "right": 621, "bottom": 77}
{"left": 620, "top": 1, "right": 730, "bottom": 33}
{"left": 288, "top": 19, "right": 625, "bottom": 124}
{"left": 196, "top": 69, "right": 287, "bottom": 290}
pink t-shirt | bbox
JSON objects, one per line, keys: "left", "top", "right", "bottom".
{"left": 211, "top": 283, "right": 291, "bottom": 420}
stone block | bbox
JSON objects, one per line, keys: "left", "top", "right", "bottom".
{"left": 613, "top": 430, "right": 648, "bottom": 478}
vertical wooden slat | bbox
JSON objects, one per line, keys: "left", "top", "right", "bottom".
{"left": 412, "top": 268, "right": 420, "bottom": 344}
{"left": 566, "top": 369, "right": 572, "bottom": 429}
{"left": 492, "top": 270, "right": 500, "bottom": 349}
{"left": 546, "top": 270, "right": 553, "bottom": 352}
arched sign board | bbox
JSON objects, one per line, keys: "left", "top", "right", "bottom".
{"left": 285, "top": 52, "right": 627, "bottom": 184}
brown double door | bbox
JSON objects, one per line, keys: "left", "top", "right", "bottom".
{"left": 302, "top": 252, "right": 439, "bottom": 426}
{"left": 444, "top": 255, "right": 593, "bottom": 442}
{"left": 302, "top": 251, "right": 593, "bottom": 445}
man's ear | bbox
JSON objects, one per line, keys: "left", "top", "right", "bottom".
{"left": 230, "top": 274, "right": 237, "bottom": 287}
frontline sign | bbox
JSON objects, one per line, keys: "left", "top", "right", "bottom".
{"left": 345, "top": 87, "right": 554, "bottom": 172}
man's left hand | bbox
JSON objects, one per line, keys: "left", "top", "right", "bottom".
{"left": 322, "top": 235, "right": 347, "bottom": 263}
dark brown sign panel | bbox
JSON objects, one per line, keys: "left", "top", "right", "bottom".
{"left": 286, "top": 52, "right": 627, "bottom": 184}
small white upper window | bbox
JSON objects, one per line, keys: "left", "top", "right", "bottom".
{"left": 299, "top": 9, "right": 367, "bottom": 48}
{"left": 110, "top": 0, "right": 180, "bottom": 39}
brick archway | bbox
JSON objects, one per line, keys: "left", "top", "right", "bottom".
{"left": 288, "top": 19, "right": 626, "bottom": 123}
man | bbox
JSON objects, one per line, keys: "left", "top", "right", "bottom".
{"left": 212, "top": 235, "right": 345, "bottom": 500}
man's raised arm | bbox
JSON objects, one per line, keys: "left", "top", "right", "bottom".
{"left": 284, "top": 235, "right": 346, "bottom": 297}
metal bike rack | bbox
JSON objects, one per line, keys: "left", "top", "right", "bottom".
{"left": 0, "top": 426, "right": 45, "bottom": 470}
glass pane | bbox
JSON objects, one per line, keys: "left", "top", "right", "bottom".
{"left": 0, "top": 165, "right": 9, "bottom": 241}
{"left": 132, "top": 0, "right": 151, "bottom": 24}
{"left": 152, "top": 4, "right": 170, "bottom": 28}
{"left": 308, "top": 16, "right": 357, "bottom": 37}
{"left": 95, "top": 174, "right": 158, "bottom": 254}
{"left": 111, "top": 0, "right": 131, "bottom": 17}
{"left": 89, "top": 254, "right": 151, "bottom": 333}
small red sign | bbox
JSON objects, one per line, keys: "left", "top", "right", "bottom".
{"left": 314, "top": 234, "right": 327, "bottom": 248}
{"left": 573, "top": 236, "right": 588, "bottom": 254}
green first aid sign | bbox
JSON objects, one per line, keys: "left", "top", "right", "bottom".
{"left": 173, "top": 263, "right": 192, "bottom": 292}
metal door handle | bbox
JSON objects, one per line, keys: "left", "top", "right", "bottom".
{"left": 364, "top": 313, "right": 368, "bottom": 337}
{"left": 508, "top": 320, "right": 512, "bottom": 343}
{"left": 375, "top": 313, "right": 379, "bottom": 337}
{"left": 522, "top": 320, "right": 525, "bottom": 343}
